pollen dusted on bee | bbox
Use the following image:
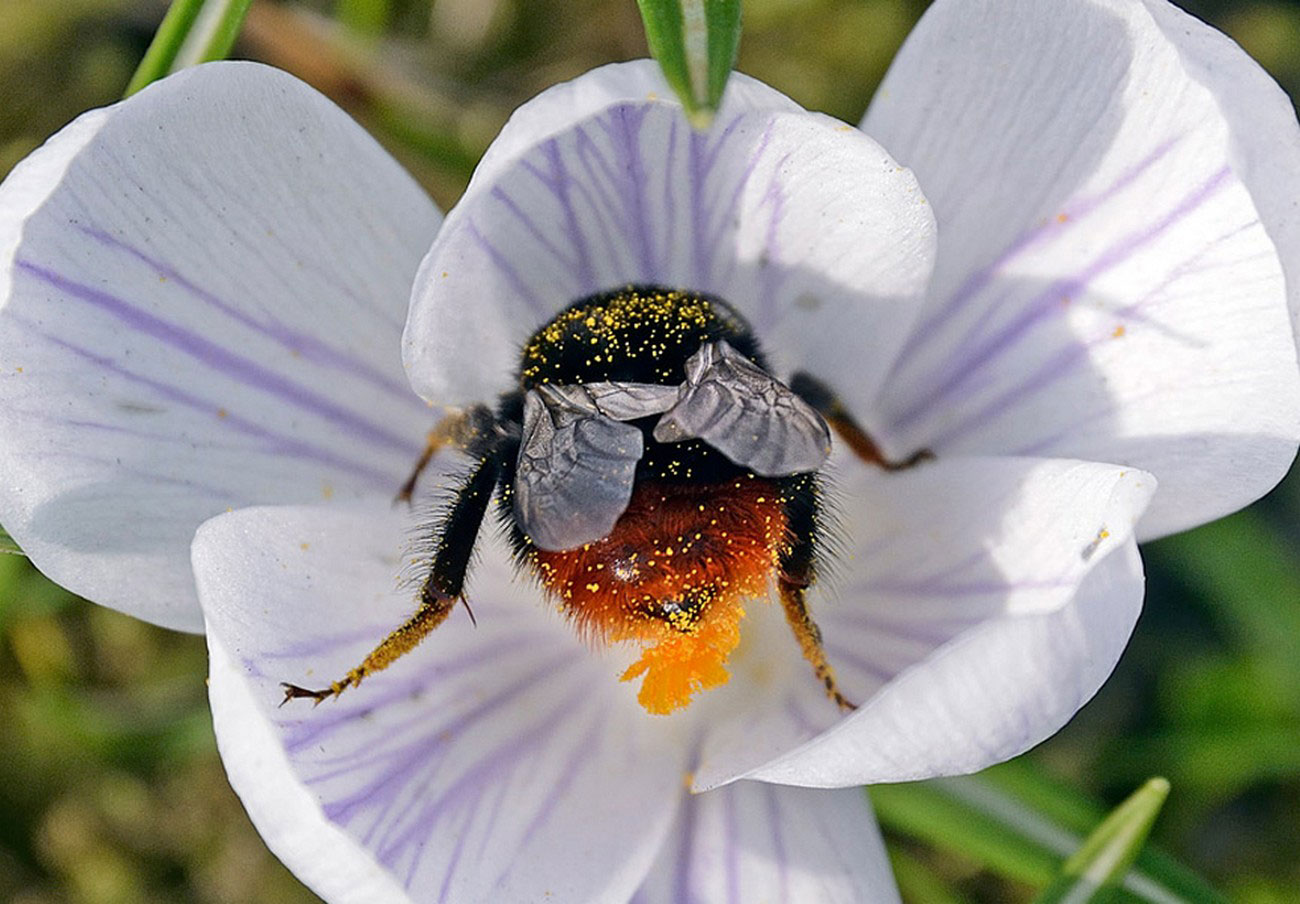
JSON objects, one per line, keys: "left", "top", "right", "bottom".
{"left": 283, "top": 284, "right": 896, "bottom": 717}
{"left": 533, "top": 478, "right": 791, "bottom": 714}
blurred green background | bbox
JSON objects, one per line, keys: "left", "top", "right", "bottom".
{"left": 1, "top": 1, "right": 1299, "bottom": 902}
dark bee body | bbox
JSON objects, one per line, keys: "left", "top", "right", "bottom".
{"left": 500, "top": 288, "right": 823, "bottom": 611}
{"left": 283, "top": 285, "right": 899, "bottom": 713}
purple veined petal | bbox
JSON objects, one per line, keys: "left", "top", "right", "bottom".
{"left": 404, "top": 65, "right": 937, "bottom": 415}
{"left": 749, "top": 539, "right": 1145, "bottom": 787}
{"left": 692, "top": 455, "right": 1153, "bottom": 791}
{"left": 0, "top": 62, "right": 440, "bottom": 630}
{"left": 631, "top": 782, "right": 898, "bottom": 904}
{"left": 198, "top": 498, "right": 686, "bottom": 904}
{"left": 861, "top": 0, "right": 1300, "bottom": 541}
{"left": 466, "top": 60, "right": 801, "bottom": 205}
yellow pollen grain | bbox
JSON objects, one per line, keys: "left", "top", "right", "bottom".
{"left": 1112, "top": 324, "right": 1126, "bottom": 338}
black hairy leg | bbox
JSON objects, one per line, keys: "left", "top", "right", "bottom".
{"left": 281, "top": 442, "right": 508, "bottom": 705}
{"left": 776, "top": 473, "right": 856, "bottom": 712}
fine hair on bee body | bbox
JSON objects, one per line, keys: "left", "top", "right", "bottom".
{"left": 281, "top": 284, "right": 928, "bottom": 713}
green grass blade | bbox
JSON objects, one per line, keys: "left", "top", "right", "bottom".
{"left": 0, "top": 526, "right": 24, "bottom": 557}
{"left": 871, "top": 770, "right": 1226, "bottom": 904}
{"left": 980, "top": 761, "right": 1223, "bottom": 900}
{"left": 172, "top": 0, "right": 254, "bottom": 69}
{"left": 1033, "top": 778, "right": 1169, "bottom": 904}
{"left": 124, "top": 0, "right": 253, "bottom": 98}
{"left": 635, "top": 0, "right": 741, "bottom": 126}
{"left": 123, "top": 0, "right": 205, "bottom": 96}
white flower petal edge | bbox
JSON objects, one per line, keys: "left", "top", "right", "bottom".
{"left": 405, "top": 60, "right": 937, "bottom": 414}
{"left": 468, "top": 60, "right": 799, "bottom": 200}
{"left": 209, "top": 633, "right": 411, "bottom": 904}
{"left": 631, "top": 783, "right": 899, "bottom": 904}
{"left": 751, "top": 541, "right": 1145, "bottom": 787}
{"left": 197, "top": 498, "right": 683, "bottom": 904}
{"left": 863, "top": 0, "right": 1300, "bottom": 540}
{"left": 692, "top": 456, "right": 1154, "bottom": 790}
{"left": 0, "top": 62, "right": 439, "bottom": 631}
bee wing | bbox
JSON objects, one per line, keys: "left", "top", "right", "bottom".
{"left": 652, "top": 340, "right": 832, "bottom": 476}
{"left": 581, "top": 381, "right": 680, "bottom": 421}
{"left": 515, "top": 385, "right": 646, "bottom": 551}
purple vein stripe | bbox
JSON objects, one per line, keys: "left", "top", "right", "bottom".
{"left": 16, "top": 316, "right": 398, "bottom": 486}
{"left": 16, "top": 259, "right": 419, "bottom": 455}
{"left": 74, "top": 225, "right": 422, "bottom": 408}
{"left": 673, "top": 771, "right": 701, "bottom": 904}
{"left": 927, "top": 216, "right": 1265, "bottom": 450}
{"left": 908, "top": 138, "right": 1181, "bottom": 350}
{"left": 763, "top": 785, "right": 790, "bottom": 903}
{"left": 893, "top": 164, "right": 1232, "bottom": 430}
{"left": 724, "top": 782, "right": 741, "bottom": 904}
{"left": 605, "top": 105, "right": 657, "bottom": 276}
{"left": 465, "top": 222, "right": 548, "bottom": 315}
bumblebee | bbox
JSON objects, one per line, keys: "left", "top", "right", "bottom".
{"left": 283, "top": 286, "right": 920, "bottom": 715}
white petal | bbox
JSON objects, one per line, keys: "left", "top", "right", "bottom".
{"left": 693, "top": 455, "right": 1153, "bottom": 790}
{"left": 0, "top": 62, "right": 439, "bottom": 630}
{"left": 631, "top": 783, "right": 898, "bottom": 904}
{"left": 863, "top": 0, "right": 1300, "bottom": 539}
{"left": 468, "top": 60, "right": 799, "bottom": 202}
{"left": 199, "top": 497, "right": 683, "bottom": 904}
{"left": 749, "top": 539, "right": 1145, "bottom": 787}
{"left": 405, "top": 65, "right": 936, "bottom": 412}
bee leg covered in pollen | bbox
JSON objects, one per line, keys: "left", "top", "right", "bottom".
{"left": 395, "top": 404, "right": 498, "bottom": 505}
{"left": 789, "top": 371, "right": 932, "bottom": 471}
{"left": 282, "top": 433, "right": 512, "bottom": 705}
{"left": 777, "top": 575, "right": 856, "bottom": 713}
{"left": 280, "top": 584, "right": 459, "bottom": 705}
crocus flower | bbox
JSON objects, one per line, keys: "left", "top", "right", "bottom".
{"left": 2, "top": 0, "right": 1298, "bottom": 900}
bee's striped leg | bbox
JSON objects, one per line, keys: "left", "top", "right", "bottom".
{"left": 283, "top": 444, "right": 506, "bottom": 706}
{"left": 788, "top": 372, "right": 932, "bottom": 471}
{"left": 777, "top": 575, "right": 856, "bottom": 713}
{"left": 280, "top": 584, "right": 458, "bottom": 705}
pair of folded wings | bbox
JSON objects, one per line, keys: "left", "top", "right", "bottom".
{"left": 515, "top": 339, "right": 832, "bottom": 551}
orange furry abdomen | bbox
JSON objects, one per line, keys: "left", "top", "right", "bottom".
{"left": 532, "top": 476, "right": 789, "bottom": 642}
{"left": 530, "top": 476, "right": 789, "bottom": 714}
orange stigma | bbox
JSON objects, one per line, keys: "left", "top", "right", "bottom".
{"left": 533, "top": 477, "right": 789, "bottom": 714}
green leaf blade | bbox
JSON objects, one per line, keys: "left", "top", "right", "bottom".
{"left": 635, "top": 0, "right": 741, "bottom": 127}
{"left": 124, "top": 0, "right": 254, "bottom": 97}
{"left": 872, "top": 769, "right": 1226, "bottom": 904}
{"left": 1034, "top": 778, "right": 1170, "bottom": 904}
{"left": 123, "top": 0, "right": 206, "bottom": 96}
{"left": 0, "top": 526, "right": 25, "bottom": 557}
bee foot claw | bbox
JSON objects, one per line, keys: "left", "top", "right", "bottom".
{"left": 280, "top": 682, "right": 336, "bottom": 706}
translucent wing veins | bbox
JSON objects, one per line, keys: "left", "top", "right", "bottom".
{"left": 654, "top": 340, "right": 832, "bottom": 475}
{"left": 514, "top": 342, "right": 831, "bottom": 551}
{"left": 515, "top": 383, "right": 671, "bottom": 551}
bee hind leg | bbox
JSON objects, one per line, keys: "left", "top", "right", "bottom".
{"left": 280, "top": 585, "right": 459, "bottom": 705}
{"left": 777, "top": 575, "right": 857, "bottom": 713}
{"left": 283, "top": 442, "right": 507, "bottom": 706}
